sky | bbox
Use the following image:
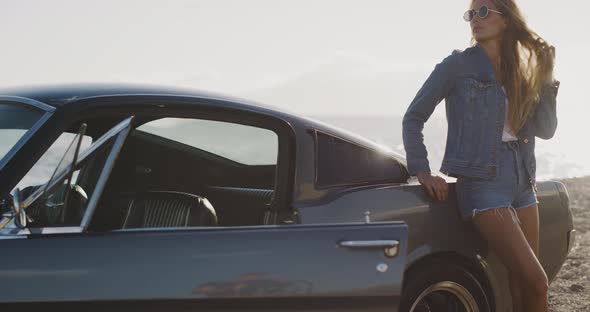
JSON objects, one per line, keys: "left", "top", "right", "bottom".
{"left": 1, "top": 0, "right": 589, "bottom": 179}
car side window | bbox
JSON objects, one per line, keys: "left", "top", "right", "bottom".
{"left": 137, "top": 118, "right": 278, "bottom": 165}
{"left": 315, "top": 131, "right": 408, "bottom": 187}
{"left": 14, "top": 132, "right": 93, "bottom": 192}
{"left": 92, "top": 117, "right": 281, "bottom": 231}
{"left": 10, "top": 132, "right": 94, "bottom": 227}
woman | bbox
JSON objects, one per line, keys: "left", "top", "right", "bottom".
{"left": 401, "top": 0, "right": 559, "bottom": 311}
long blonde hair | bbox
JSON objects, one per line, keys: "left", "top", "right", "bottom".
{"left": 470, "top": 0, "right": 556, "bottom": 134}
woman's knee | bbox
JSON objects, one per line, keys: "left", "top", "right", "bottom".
{"left": 533, "top": 274, "right": 549, "bottom": 297}
{"left": 521, "top": 270, "right": 549, "bottom": 297}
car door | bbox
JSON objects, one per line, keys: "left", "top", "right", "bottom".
{"left": 0, "top": 115, "right": 408, "bottom": 311}
{"left": 1, "top": 222, "right": 407, "bottom": 312}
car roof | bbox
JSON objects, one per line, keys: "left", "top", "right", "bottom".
{"left": 0, "top": 82, "right": 289, "bottom": 113}
{"left": 0, "top": 82, "right": 414, "bottom": 173}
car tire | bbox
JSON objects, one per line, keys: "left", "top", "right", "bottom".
{"left": 400, "top": 260, "right": 491, "bottom": 312}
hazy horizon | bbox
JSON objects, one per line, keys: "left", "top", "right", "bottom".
{"left": 2, "top": 0, "right": 588, "bottom": 179}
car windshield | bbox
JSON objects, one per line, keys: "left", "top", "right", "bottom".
{"left": 0, "top": 102, "right": 45, "bottom": 165}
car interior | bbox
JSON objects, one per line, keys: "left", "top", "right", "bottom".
{"left": 20, "top": 114, "right": 282, "bottom": 232}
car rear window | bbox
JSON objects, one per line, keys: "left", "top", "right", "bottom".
{"left": 315, "top": 131, "right": 407, "bottom": 187}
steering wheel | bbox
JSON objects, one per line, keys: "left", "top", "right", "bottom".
{"left": 23, "top": 183, "right": 88, "bottom": 227}
{"left": 62, "top": 184, "right": 89, "bottom": 225}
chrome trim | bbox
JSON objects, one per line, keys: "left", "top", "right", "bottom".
{"left": 29, "top": 226, "right": 83, "bottom": 235}
{"left": 0, "top": 217, "right": 25, "bottom": 235}
{"left": 11, "top": 188, "right": 25, "bottom": 228}
{"left": 1, "top": 226, "right": 83, "bottom": 236}
{"left": 364, "top": 211, "right": 371, "bottom": 223}
{"left": 110, "top": 226, "right": 221, "bottom": 233}
{"left": 80, "top": 117, "right": 133, "bottom": 230}
{"left": 0, "top": 95, "right": 56, "bottom": 112}
{"left": 338, "top": 239, "right": 400, "bottom": 257}
{"left": 76, "top": 116, "right": 133, "bottom": 161}
{"left": 0, "top": 235, "right": 26, "bottom": 240}
{"left": 376, "top": 262, "right": 389, "bottom": 273}
{"left": 338, "top": 239, "right": 399, "bottom": 248}
{"left": 384, "top": 245, "right": 399, "bottom": 258}
{"left": 410, "top": 281, "right": 479, "bottom": 312}
{"left": 567, "top": 229, "right": 577, "bottom": 254}
{"left": 0, "top": 212, "right": 14, "bottom": 229}
{"left": 0, "top": 96, "right": 55, "bottom": 171}
{"left": 20, "top": 117, "right": 134, "bottom": 209}
{"left": 0, "top": 116, "right": 134, "bottom": 236}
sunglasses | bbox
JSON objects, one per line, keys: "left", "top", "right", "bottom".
{"left": 463, "top": 5, "right": 503, "bottom": 21}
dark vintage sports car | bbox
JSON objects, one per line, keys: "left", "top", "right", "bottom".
{"left": 0, "top": 84, "right": 575, "bottom": 312}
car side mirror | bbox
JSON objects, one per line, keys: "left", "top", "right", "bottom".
{"left": 10, "top": 187, "right": 27, "bottom": 229}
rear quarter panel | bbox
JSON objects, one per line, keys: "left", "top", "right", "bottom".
{"left": 537, "top": 180, "right": 574, "bottom": 281}
{"left": 297, "top": 179, "right": 572, "bottom": 312}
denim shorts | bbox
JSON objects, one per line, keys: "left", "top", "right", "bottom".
{"left": 455, "top": 139, "right": 539, "bottom": 221}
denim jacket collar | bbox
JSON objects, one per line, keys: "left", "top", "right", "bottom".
{"left": 472, "top": 42, "right": 498, "bottom": 80}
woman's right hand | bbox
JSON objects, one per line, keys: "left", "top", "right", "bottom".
{"left": 416, "top": 171, "right": 448, "bottom": 201}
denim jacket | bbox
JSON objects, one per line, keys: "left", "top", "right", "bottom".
{"left": 402, "top": 43, "right": 560, "bottom": 188}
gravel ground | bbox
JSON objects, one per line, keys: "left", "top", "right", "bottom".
{"left": 549, "top": 176, "right": 590, "bottom": 312}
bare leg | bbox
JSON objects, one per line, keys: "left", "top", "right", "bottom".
{"left": 509, "top": 272, "right": 523, "bottom": 312}
{"left": 509, "top": 204, "right": 539, "bottom": 312}
{"left": 508, "top": 204, "right": 540, "bottom": 312}
{"left": 472, "top": 207, "right": 548, "bottom": 312}
{"left": 515, "top": 204, "right": 540, "bottom": 255}
{"left": 515, "top": 204, "right": 542, "bottom": 311}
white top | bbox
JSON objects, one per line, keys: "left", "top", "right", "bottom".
{"left": 501, "top": 86, "right": 518, "bottom": 142}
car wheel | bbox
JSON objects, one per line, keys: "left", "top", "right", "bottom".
{"left": 400, "top": 261, "right": 491, "bottom": 312}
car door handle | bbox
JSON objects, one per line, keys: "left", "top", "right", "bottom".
{"left": 338, "top": 240, "right": 399, "bottom": 248}
{"left": 338, "top": 240, "right": 400, "bottom": 257}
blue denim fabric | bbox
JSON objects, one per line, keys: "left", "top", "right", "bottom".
{"left": 402, "top": 43, "right": 560, "bottom": 187}
{"left": 455, "top": 140, "right": 540, "bottom": 220}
